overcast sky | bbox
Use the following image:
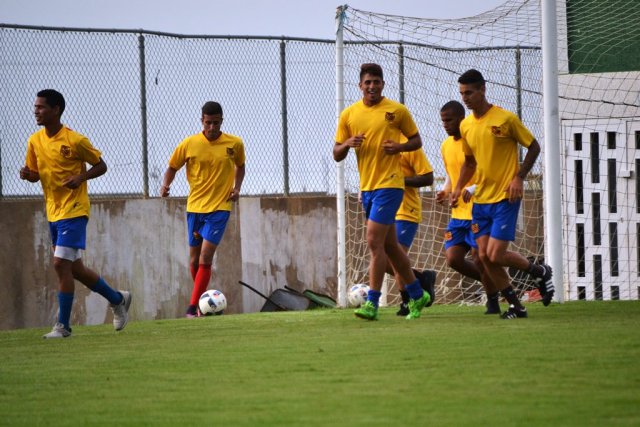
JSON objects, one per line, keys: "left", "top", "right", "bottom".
{"left": 2, "top": 0, "right": 507, "bottom": 38}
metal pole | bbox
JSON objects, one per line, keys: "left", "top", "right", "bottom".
{"left": 515, "top": 48, "right": 522, "bottom": 120}
{"left": 398, "top": 43, "right": 405, "bottom": 104}
{"left": 0, "top": 137, "right": 3, "bottom": 197}
{"left": 516, "top": 48, "right": 523, "bottom": 162}
{"left": 138, "top": 34, "right": 149, "bottom": 198}
{"left": 541, "top": 0, "right": 564, "bottom": 303}
{"left": 280, "top": 40, "right": 290, "bottom": 196}
{"left": 335, "top": 5, "right": 347, "bottom": 307}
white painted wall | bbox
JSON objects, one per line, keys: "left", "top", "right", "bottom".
{"left": 0, "top": 196, "right": 337, "bottom": 330}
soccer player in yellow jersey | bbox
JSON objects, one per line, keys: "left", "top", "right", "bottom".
{"left": 20, "top": 89, "right": 131, "bottom": 339}
{"left": 161, "top": 101, "right": 245, "bottom": 317}
{"left": 334, "top": 63, "right": 430, "bottom": 320}
{"left": 391, "top": 149, "right": 437, "bottom": 316}
{"left": 451, "top": 69, "right": 554, "bottom": 319}
{"left": 436, "top": 101, "right": 501, "bottom": 314}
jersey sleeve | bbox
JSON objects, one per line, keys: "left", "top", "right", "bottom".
{"left": 440, "top": 140, "right": 447, "bottom": 172}
{"left": 234, "top": 139, "right": 246, "bottom": 166}
{"left": 398, "top": 105, "right": 419, "bottom": 139}
{"left": 509, "top": 115, "right": 535, "bottom": 148}
{"left": 413, "top": 149, "right": 433, "bottom": 175}
{"left": 25, "top": 138, "right": 38, "bottom": 171}
{"left": 75, "top": 136, "right": 102, "bottom": 165}
{"left": 168, "top": 138, "right": 189, "bottom": 170}
{"left": 334, "top": 109, "right": 351, "bottom": 144}
{"left": 460, "top": 138, "right": 473, "bottom": 156}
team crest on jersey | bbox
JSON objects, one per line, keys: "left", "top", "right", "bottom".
{"left": 491, "top": 124, "right": 508, "bottom": 137}
{"left": 471, "top": 223, "right": 480, "bottom": 234}
{"left": 226, "top": 147, "right": 234, "bottom": 157}
{"left": 60, "top": 145, "right": 71, "bottom": 158}
{"left": 444, "top": 231, "right": 452, "bottom": 241}
{"left": 385, "top": 112, "right": 395, "bottom": 122}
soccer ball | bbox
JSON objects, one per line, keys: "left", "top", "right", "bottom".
{"left": 199, "top": 289, "right": 227, "bottom": 315}
{"left": 348, "top": 283, "right": 370, "bottom": 307}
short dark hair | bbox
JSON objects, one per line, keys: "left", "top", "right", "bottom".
{"left": 202, "top": 101, "right": 223, "bottom": 116}
{"left": 440, "top": 100, "right": 466, "bottom": 118}
{"left": 458, "top": 69, "right": 486, "bottom": 86}
{"left": 37, "top": 89, "right": 65, "bottom": 115}
{"left": 360, "top": 63, "right": 383, "bottom": 81}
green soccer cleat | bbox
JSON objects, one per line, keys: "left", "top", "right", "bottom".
{"left": 406, "top": 292, "right": 430, "bottom": 320}
{"left": 354, "top": 301, "right": 379, "bottom": 320}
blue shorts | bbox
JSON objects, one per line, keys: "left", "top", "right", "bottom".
{"left": 396, "top": 220, "right": 418, "bottom": 248}
{"left": 187, "top": 211, "right": 230, "bottom": 247}
{"left": 360, "top": 188, "right": 403, "bottom": 225}
{"left": 444, "top": 218, "right": 477, "bottom": 250}
{"left": 49, "top": 216, "right": 88, "bottom": 249}
{"left": 472, "top": 199, "right": 521, "bottom": 242}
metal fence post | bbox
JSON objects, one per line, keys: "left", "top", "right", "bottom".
{"left": 398, "top": 43, "right": 405, "bottom": 104}
{"left": 138, "top": 33, "right": 149, "bottom": 198}
{"left": 280, "top": 40, "right": 289, "bottom": 196}
{"left": 515, "top": 48, "right": 524, "bottom": 161}
{"left": 515, "top": 48, "right": 522, "bottom": 120}
{"left": 0, "top": 138, "right": 3, "bottom": 197}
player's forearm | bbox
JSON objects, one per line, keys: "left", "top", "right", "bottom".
{"left": 84, "top": 159, "right": 107, "bottom": 181}
{"left": 442, "top": 175, "right": 452, "bottom": 193}
{"left": 516, "top": 139, "right": 540, "bottom": 179}
{"left": 161, "top": 167, "right": 177, "bottom": 188}
{"left": 455, "top": 162, "right": 476, "bottom": 192}
{"left": 401, "top": 134, "right": 422, "bottom": 152}
{"left": 23, "top": 170, "right": 40, "bottom": 183}
{"left": 405, "top": 172, "right": 433, "bottom": 188}
{"left": 333, "top": 143, "right": 350, "bottom": 162}
{"left": 234, "top": 164, "right": 246, "bottom": 192}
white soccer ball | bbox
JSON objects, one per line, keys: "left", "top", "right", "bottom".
{"left": 348, "top": 283, "right": 370, "bottom": 307}
{"left": 199, "top": 289, "right": 227, "bottom": 315}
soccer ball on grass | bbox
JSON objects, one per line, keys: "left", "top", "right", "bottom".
{"left": 199, "top": 289, "right": 227, "bottom": 315}
{"left": 348, "top": 283, "right": 370, "bottom": 307}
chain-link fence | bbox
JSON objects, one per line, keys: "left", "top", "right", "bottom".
{"left": 1, "top": 24, "right": 540, "bottom": 199}
{"left": 0, "top": 25, "right": 338, "bottom": 198}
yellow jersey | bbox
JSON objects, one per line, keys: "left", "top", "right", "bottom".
{"left": 441, "top": 135, "right": 475, "bottom": 220}
{"left": 169, "top": 132, "right": 245, "bottom": 213}
{"left": 395, "top": 149, "right": 433, "bottom": 223}
{"left": 25, "top": 126, "right": 102, "bottom": 222}
{"left": 335, "top": 97, "right": 419, "bottom": 191}
{"left": 460, "top": 105, "right": 534, "bottom": 204}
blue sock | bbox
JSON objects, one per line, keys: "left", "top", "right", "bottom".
{"left": 58, "top": 292, "right": 74, "bottom": 330}
{"left": 367, "top": 290, "right": 382, "bottom": 308}
{"left": 405, "top": 279, "right": 424, "bottom": 300}
{"left": 92, "top": 277, "right": 123, "bottom": 305}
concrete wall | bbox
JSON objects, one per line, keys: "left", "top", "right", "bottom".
{"left": 0, "top": 196, "right": 337, "bottom": 330}
{"left": 239, "top": 197, "right": 337, "bottom": 313}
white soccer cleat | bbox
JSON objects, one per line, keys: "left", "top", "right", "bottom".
{"left": 43, "top": 322, "right": 72, "bottom": 339}
{"left": 111, "top": 291, "right": 132, "bottom": 331}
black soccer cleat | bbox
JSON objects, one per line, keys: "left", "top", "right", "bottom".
{"left": 500, "top": 304, "right": 528, "bottom": 319}
{"left": 414, "top": 269, "right": 436, "bottom": 307}
{"left": 534, "top": 264, "right": 554, "bottom": 306}
{"left": 484, "top": 297, "right": 501, "bottom": 315}
{"left": 396, "top": 302, "right": 410, "bottom": 316}
{"left": 396, "top": 290, "right": 410, "bottom": 316}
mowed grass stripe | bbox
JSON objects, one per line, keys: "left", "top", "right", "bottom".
{"left": 1, "top": 301, "right": 639, "bottom": 426}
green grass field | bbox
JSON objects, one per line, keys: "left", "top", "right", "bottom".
{"left": 1, "top": 301, "right": 639, "bottom": 426}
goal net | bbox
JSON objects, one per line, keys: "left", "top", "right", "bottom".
{"left": 336, "top": 0, "right": 640, "bottom": 305}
